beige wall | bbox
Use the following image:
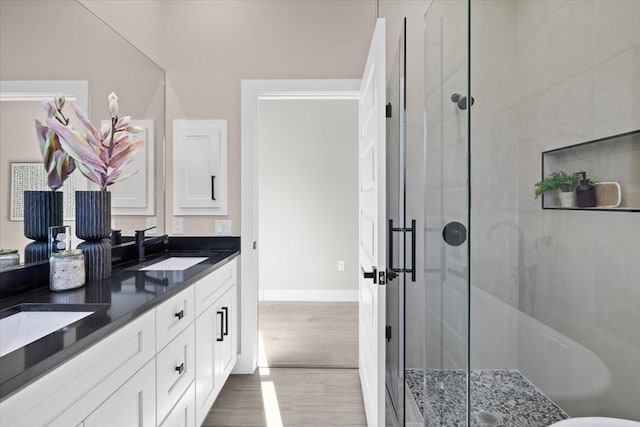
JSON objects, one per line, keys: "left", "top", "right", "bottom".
{"left": 257, "top": 99, "right": 359, "bottom": 298}
{"left": 0, "top": 0, "right": 165, "bottom": 253}
{"left": 81, "top": 0, "right": 377, "bottom": 236}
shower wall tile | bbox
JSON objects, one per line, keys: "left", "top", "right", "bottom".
{"left": 518, "top": 0, "right": 595, "bottom": 102}
{"left": 516, "top": 0, "right": 567, "bottom": 43}
{"left": 406, "top": 43, "right": 425, "bottom": 128}
{"left": 592, "top": 78, "right": 640, "bottom": 139}
{"left": 592, "top": 0, "right": 640, "bottom": 67}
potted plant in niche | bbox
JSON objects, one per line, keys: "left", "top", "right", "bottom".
{"left": 534, "top": 171, "right": 580, "bottom": 208}
{"left": 26, "top": 96, "right": 76, "bottom": 263}
{"left": 47, "top": 92, "right": 143, "bottom": 280}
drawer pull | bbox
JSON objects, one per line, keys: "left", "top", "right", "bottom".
{"left": 174, "top": 310, "right": 184, "bottom": 320}
{"left": 222, "top": 306, "right": 229, "bottom": 336}
{"left": 175, "top": 363, "right": 185, "bottom": 375}
{"left": 217, "top": 311, "right": 224, "bottom": 342}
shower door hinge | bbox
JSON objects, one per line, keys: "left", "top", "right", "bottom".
{"left": 386, "top": 103, "right": 392, "bottom": 118}
{"left": 386, "top": 325, "right": 392, "bottom": 342}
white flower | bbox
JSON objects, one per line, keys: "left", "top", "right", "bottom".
{"left": 108, "top": 92, "right": 119, "bottom": 118}
{"left": 54, "top": 94, "right": 65, "bottom": 111}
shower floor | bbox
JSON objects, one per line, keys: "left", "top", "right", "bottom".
{"left": 405, "top": 369, "right": 568, "bottom": 426}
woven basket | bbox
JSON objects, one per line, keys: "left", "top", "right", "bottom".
{"left": 594, "top": 182, "right": 621, "bottom": 207}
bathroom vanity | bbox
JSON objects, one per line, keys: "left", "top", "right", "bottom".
{"left": 0, "top": 246, "right": 239, "bottom": 427}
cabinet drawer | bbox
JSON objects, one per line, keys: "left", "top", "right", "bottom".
{"left": 195, "top": 259, "right": 236, "bottom": 317}
{"left": 157, "top": 323, "right": 195, "bottom": 423}
{"left": 0, "top": 310, "right": 156, "bottom": 427}
{"left": 159, "top": 381, "right": 195, "bottom": 427}
{"left": 156, "top": 286, "right": 195, "bottom": 351}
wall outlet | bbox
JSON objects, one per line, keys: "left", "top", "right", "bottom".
{"left": 338, "top": 260, "right": 345, "bottom": 271}
{"left": 215, "top": 220, "right": 232, "bottom": 236}
{"left": 172, "top": 217, "right": 184, "bottom": 234}
{"left": 146, "top": 217, "right": 157, "bottom": 234}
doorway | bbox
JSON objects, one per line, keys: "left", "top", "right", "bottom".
{"left": 257, "top": 98, "right": 359, "bottom": 369}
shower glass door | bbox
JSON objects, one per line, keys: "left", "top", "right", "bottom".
{"left": 423, "top": 0, "right": 471, "bottom": 425}
{"left": 385, "top": 19, "right": 406, "bottom": 427}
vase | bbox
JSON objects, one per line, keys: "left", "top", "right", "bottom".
{"left": 23, "top": 190, "right": 63, "bottom": 263}
{"left": 76, "top": 191, "right": 112, "bottom": 280}
{"left": 558, "top": 191, "right": 575, "bottom": 208}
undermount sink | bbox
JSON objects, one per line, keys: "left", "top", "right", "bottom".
{"left": 138, "top": 257, "right": 208, "bottom": 271}
{"left": 0, "top": 309, "right": 94, "bottom": 357}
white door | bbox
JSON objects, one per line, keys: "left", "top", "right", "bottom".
{"left": 358, "top": 18, "right": 386, "bottom": 427}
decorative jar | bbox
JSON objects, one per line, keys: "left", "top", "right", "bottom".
{"left": 0, "top": 249, "right": 20, "bottom": 270}
{"left": 50, "top": 250, "right": 86, "bottom": 291}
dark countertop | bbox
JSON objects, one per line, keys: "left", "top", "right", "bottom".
{"left": 0, "top": 250, "right": 239, "bottom": 401}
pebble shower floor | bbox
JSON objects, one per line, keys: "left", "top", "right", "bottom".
{"left": 405, "top": 369, "right": 568, "bottom": 426}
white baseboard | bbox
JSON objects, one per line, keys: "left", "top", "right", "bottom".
{"left": 259, "top": 289, "right": 358, "bottom": 302}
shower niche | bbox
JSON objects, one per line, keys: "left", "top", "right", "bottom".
{"left": 541, "top": 129, "right": 640, "bottom": 212}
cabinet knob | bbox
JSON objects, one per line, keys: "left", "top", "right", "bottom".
{"left": 174, "top": 310, "right": 184, "bottom": 320}
{"left": 175, "top": 363, "right": 185, "bottom": 375}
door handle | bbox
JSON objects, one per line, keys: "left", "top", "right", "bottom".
{"left": 388, "top": 219, "right": 416, "bottom": 282}
{"left": 361, "top": 266, "right": 377, "bottom": 284}
{"left": 211, "top": 175, "right": 216, "bottom": 201}
{"left": 174, "top": 310, "right": 184, "bottom": 320}
{"left": 222, "top": 306, "right": 229, "bottom": 336}
{"left": 216, "top": 311, "right": 224, "bottom": 342}
{"left": 175, "top": 363, "right": 185, "bottom": 375}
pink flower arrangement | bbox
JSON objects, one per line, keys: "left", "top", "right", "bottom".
{"left": 34, "top": 95, "right": 76, "bottom": 190}
{"left": 47, "top": 92, "right": 144, "bottom": 191}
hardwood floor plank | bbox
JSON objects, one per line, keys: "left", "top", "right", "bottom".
{"left": 204, "top": 302, "right": 364, "bottom": 427}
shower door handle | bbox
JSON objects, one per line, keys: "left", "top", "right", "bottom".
{"left": 388, "top": 219, "right": 416, "bottom": 282}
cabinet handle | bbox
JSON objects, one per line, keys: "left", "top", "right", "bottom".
{"left": 211, "top": 176, "right": 216, "bottom": 201}
{"left": 216, "top": 311, "right": 224, "bottom": 342}
{"left": 222, "top": 306, "right": 229, "bottom": 336}
{"left": 175, "top": 363, "right": 185, "bottom": 375}
{"left": 174, "top": 310, "right": 184, "bottom": 320}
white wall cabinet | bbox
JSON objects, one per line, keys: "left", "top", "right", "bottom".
{"left": 173, "top": 120, "right": 228, "bottom": 216}
{"left": 0, "top": 258, "right": 238, "bottom": 427}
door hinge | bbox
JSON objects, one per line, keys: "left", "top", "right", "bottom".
{"left": 386, "top": 103, "right": 392, "bottom": 118}
{"left": 386, "top": 325, "right": 392, "bottom": 342}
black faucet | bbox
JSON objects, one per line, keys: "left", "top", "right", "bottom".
{"left": 135, "top": 226, "right": 168, "bottom": 263}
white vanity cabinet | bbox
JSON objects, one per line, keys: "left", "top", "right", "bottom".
{"left": 0, "top": 257, "right": 238, "bottom": 427}
{"left": 194, "top": 262, "right": 238, "bottom": 426}
{"left": 173, "top": 120, "right": 228, "bottom": 216}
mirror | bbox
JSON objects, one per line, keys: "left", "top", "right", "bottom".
{"left": 0, "top": 0, "right": 165, "bottom": 268}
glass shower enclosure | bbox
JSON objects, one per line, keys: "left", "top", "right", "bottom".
{"left": 383, "top": 0, "right": 640, "bottom": 425}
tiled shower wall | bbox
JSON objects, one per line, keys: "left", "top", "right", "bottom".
{"left": 399, "top": 0, "right": 640, "bottom": 419}
{"left": 514, "top": 0, "right": 640, "bottom": 419}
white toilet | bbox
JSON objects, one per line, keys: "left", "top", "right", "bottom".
{"left": 550, "top": 418, "right": 640, "bottom": 427}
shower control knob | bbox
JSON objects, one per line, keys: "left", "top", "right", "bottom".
{"left": 443, "top": 222, "right": 467, "bottom": 246}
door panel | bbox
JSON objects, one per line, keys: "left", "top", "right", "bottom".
{"left": 358, "top": 17, "right": 387, "bottom": 427}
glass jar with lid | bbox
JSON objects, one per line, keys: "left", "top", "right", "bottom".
{"left": 50, "top": 250, "right": 85, "bottom": 291}
{"left": 0, "top": 249, "right": 20, "bottom": 270}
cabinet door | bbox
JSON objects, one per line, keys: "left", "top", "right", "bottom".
{"left": 84, "top": 361, "right": 156, "bottom": 427}
{"left": 173, "top": 120, "right": 227, "bottom": 216}
{"left": 159, "top": 381, "right": 195, "bottom": 427}
{"left": 194, "top": 303, "right": 220, "bottom": 426}
{"left": 216, "top": 285, "right": 237, "bottom": 384}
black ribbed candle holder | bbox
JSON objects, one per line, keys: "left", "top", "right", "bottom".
{"left": 76, "top": 191, "right": 112, "bottom": 280}
{"left": 23, "top": 191, "right": 63, "bottom": 263}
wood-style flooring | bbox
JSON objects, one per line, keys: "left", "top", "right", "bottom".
{"left": 204, "top": 302, "right": 365, "bottom": 427}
